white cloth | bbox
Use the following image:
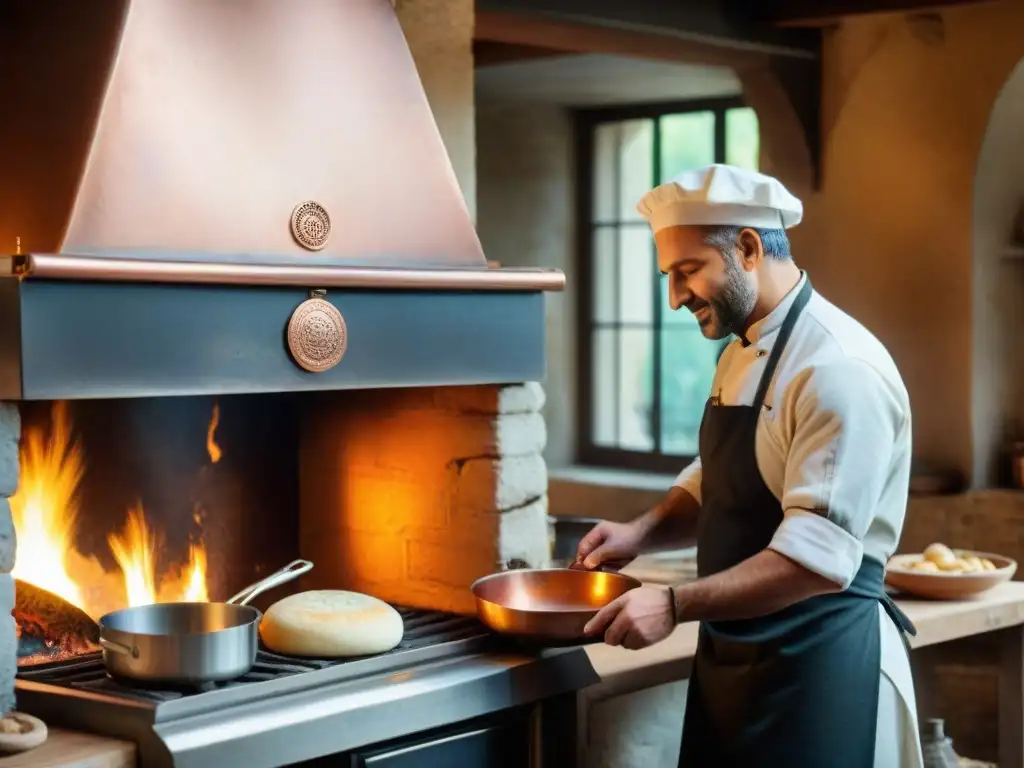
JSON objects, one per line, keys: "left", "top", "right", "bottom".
{"left": 674, "top": 273, "right": 922, "bottom": 765}
{"left": 635, "top": 164, "right": 803, "bottom": 234}
{"left": 876, "top": 604, "right": 923, "bottom": 768}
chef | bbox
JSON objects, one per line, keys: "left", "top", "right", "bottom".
{"left": 576, "top": 164, "right": 923, "bottom": 767}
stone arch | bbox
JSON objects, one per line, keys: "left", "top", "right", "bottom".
{"left": 971, "top": 57, "right": 1024, "bottom": 486}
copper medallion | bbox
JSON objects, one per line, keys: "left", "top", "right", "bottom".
{"left": 287, "top": 292, "right": 347, "bottom": 373}
{"left": 290, "top": 201, "right": 331, "bottom": 251}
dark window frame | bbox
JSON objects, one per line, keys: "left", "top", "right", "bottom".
{"left": 574, "top": 96, "right": 748, "bottom": 474}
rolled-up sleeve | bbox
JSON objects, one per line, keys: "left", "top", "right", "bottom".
{"left": 768, "top": 358, "right": 904, "bottom": 589}
{"left": 674, "top": 457, "right": 702, "bottom": 505}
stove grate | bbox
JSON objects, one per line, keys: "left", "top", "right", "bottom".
{"left": 17, "top": 608, "right": 488, "bottom": 703}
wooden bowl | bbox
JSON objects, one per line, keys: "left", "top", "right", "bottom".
{"left": 885, "top": 551, "right": 1017, "bottom": 600}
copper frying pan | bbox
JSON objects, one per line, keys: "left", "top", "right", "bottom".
{"left": 470, "top": 559, "right": 641, "bottom": 644}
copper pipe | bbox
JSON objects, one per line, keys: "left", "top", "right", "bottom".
{"left": 14, "top": 254, "right": 566, "bottom": 292}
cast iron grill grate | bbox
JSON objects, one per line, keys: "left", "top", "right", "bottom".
{"left": 17, "top": 608, "right": 488, "bottom": 704}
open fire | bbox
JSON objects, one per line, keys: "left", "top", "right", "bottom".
{"left": 10, "top": 401, "right": 215, "bottom": 623}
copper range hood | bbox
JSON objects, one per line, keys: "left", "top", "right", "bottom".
{"left": 0, "top": 0, "right": 562, "bottom": 400}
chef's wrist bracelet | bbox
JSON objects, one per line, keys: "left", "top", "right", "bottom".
{"left": 668, "top": 586, "right": 679, "bottom": 625}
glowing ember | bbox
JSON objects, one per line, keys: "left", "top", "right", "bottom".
{"left": 9, "top": 402, "right": 214, "bottom": 619}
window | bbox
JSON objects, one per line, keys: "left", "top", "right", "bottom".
{"left": 576, "top": 98, "right": 760, "bottom": 473}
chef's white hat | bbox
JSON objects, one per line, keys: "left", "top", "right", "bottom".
{"left": 636, "top": 164, "right": 803, "bottom": 233}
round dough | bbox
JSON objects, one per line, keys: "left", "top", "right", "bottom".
{"left": 259, "top": 590, "right": 404, "bottom": 658}
{"left": 923, "top": 543, "right": 955, "bottom": 566}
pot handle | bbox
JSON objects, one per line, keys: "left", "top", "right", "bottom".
{"left": 227, "top": 559, "right": 314, "bottom": 606}
{"left": 99, "top": 637, "right": 139, "bottom": 658}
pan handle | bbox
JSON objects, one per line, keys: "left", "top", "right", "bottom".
{"left": 227, "top": 559, "right": 314, "bottom": 606}
{"left": 99, "top": 637, "right": 138, "bottom": 658}
{"left": 568, "top": 556, "right": 634, "bottom": 573}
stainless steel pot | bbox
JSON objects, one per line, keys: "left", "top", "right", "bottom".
{"left": 97, "top": 559, "right": 313, "bottom": 684}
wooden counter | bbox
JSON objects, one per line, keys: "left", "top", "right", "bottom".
{"left": 0, "top": 727, "right": 135, "bottom": 768}
{"left": 584, "top": 581, "right": 1024, "bottom": 768}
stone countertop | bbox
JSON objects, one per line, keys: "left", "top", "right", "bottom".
{"left": 0, "top": 727, "right": 135, "bottom": 768}
{"left": 585, "top": 580, "right": 1024, "bottom": 692}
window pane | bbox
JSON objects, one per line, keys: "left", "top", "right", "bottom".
{"left": 592, "top": 123, "right": 618, "bottom": 222}
{"left": 591, "top": 329, "right": 617, "bottom": 446}
{"left": 619, "top": 227, "right": 654, "bottom": 324}
{"left": 592, "top": 227, "right": 616, "bottom": 323}
{"left": 618, "top": 120, "right": 653, "bottom": 221}
{"left": 619, "top": 328, "right": 654, "bottom": 451}
{"left": 660, "top": 325, "right": 726, "bottom": 456}
{"left": 659, "top": 111, "right": 715, "bottom": 182}
{"left": 725, "top": 107, "right": 760, "bottom": 170}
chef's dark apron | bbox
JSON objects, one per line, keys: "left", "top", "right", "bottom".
{"left": 677, "top": 278, "right": 916, "bottom": 768}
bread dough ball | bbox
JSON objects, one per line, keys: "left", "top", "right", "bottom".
{"left": 962, "top": 556, "right": 984, "bottom": 573}
{"left": 260, "top": 590, "right": 404, "bottom": 658}
{"left": 924, "top": 543, "right": 955, "bottom": 566}
{"left": 910, "top": 560, "right": 939, "bottom": 572}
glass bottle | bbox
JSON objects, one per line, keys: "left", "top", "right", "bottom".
{"left": 921, "top": 718, "right": 959, "bottom": 768}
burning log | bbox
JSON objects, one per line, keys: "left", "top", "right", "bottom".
{"left": 14, "top": 579, "right": 100, "bottom": 665}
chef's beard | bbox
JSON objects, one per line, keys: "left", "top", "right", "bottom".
{"left": 692, "top": 255, "right": 757, "bottom": 340}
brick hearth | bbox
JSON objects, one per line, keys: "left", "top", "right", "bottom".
{"left": 300, "top": 383, "right": 550, "bottom": 614}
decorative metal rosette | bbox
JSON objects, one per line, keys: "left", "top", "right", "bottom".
{"left": 286, "top": 295, "right": 347, "bottom": 372}
{"left": 290, "top": 201, "right": 331, "bottom": 251}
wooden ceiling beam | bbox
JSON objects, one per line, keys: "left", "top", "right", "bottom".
{"left": 473, "top": 40, "right": 569, "bottom": 68}
{"left": 754, "top": 0, "right": 995, "bottom": 28}
{"left": 474, "top": 10, "right": 773, "bottom": 69}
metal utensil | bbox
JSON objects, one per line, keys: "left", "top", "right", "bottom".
{"left": 98, "top": 559, "right": 313, "bottom": 684}
{"left": 470, "top": 564, "right": 642, "bottom": 644}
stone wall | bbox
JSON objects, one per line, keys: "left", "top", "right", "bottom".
{"left": 475, "top": 103, "right": 577, "bottom": 467}
{"left": 900, "top": 490, "right": 1024, "bottom": 762}
{"left": 585, "top": 681, "right": 687, "bottom": 768}
{"left": 394, "top": 0, "right": 476, "bottom": 220}
{"left": 777, "top": 4, "right": 1024, "bottom": 481}
{"left": 900, "top": 490, "right": 1024, "bottom": 559}
{"left": 299, "top": 384, "right": 551, "bottom": 614}
{"left": 0, "top": 405, "right": 17, "bottom": 714}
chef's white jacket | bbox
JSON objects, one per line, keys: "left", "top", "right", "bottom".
{"left": 675, "top": 273, "right": 923, "bottom": 767}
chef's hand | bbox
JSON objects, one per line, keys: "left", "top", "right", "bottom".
{"left": 583, "top": 586, "right": 675, "bottom": 650}
{"left": 575, "top": 520, "right": 643, "bottom": 570}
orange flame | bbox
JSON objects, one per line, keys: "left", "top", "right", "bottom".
{"left": 183, "top": 545, "right": 208, "bottom": 603}
{"left": 207, "top": 402, "right": 222, "bottom": 464}
{"left": 108, "top": 506, "right": 159, "bottom": 608}
{"left": 10, "top": 402, "right": 213, "bottom": 618}
{"left": 10, "top": 402, "right": 85, "bottom": 609}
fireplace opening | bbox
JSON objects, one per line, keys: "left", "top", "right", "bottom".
{"left": 4, "top": 384, "right": 571, "bottom": 765}
{"left": 12, "top": 394, "right": 300, "bottom": 665}
{"left": 9, "top": 382, "right": 550, "bottom": 674}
